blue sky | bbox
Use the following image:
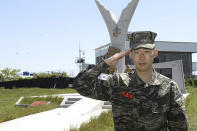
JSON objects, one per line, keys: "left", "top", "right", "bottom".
{"left": 0, "top": 0, "right": 197, "bottom": 76}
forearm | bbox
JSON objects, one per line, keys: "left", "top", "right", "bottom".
{"left": 74, "top": 61, "right": 111, "bottom": 99}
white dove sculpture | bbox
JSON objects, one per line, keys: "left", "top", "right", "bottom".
{"left": 95, "top": 0, "right": 139, "bottom": 73}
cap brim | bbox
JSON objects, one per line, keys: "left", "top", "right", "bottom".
{"left": 131, "top": 43, "right": 155, "bottom": 50}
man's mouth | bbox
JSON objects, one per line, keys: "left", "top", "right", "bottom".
{"left": 139, "top": 63, "right": 146, "bottom": 66}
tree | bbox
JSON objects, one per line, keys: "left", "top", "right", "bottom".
{"left": 0, "top": 68, "right": 21, "bottom": 81}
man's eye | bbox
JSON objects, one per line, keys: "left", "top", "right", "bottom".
{"left": 145, "top": 50, "right": 150, "bottom": 53}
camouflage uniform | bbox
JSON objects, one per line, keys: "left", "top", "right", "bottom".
{"left": 74, "top": 31, "right": 188, "bottom": 131}
{"left": 74, "top": 61, "right": 188, "bottom": 131}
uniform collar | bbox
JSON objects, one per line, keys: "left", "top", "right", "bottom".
{"left": 148, "top": 68, "right": 162, "bottom": 86}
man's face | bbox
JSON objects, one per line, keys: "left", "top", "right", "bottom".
{"left": 130, "top": 48, "right": 158, "bottom": 72}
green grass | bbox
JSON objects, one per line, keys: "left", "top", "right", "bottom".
{"left": 0, "top": 87, "right": 76, "bottom": 123}
{"left": 71, "top": 86, "right": 197, "bottom": 131}
{"left": 20, "top": 96, "right": 64, "bottom": 105}
{"left": 185, "top": 86, "right": 197, "bottom": 130}
{"left": 70, "top": 110, "right": 114, "bottom": 131}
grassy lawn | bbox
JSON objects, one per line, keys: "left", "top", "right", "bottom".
{"left": 185, "top": 86, "right": 197, "bottom": 130}
{"left": 70, "top": 110, "right": 114, "bottom": 131}
{"left": 71, "top": 86, "right": 197, "bottom": 131}
{"left": 0, "top": 87, "right": 76, "bottom": 123}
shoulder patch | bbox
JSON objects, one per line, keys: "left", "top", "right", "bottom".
{"left": 98, "top": 73, "right": 109, "bottom": 80}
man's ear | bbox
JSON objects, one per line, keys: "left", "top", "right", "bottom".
{"left": 153, "top": 48, "right": 158, "bottom": 58}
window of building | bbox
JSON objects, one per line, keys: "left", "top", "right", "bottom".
{"left": 179, "top": 55, "right": 187, "bottom": 64}
{"left": 164, "top": 55, "right": 171, "bottom": 62}
{"left": 155, "top": 68, "right": 172, "bottom": 78}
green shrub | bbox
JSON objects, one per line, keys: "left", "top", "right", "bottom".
{"left": 33, "top": 71, "right": 68, "bottom": 78}
{"left": 194, "top": 79, "right": 197, "bottom": 87}
{"left": 185, "top": 78, "right": 197, "bottom": 87}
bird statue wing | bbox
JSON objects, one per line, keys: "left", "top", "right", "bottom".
{"left": 95, "top": 0, "right": 117, "bottom": 41}
{"left": 117, "top": 0, "right": 139, "bottom": 35}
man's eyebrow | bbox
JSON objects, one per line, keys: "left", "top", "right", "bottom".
{"left": 133, "top": 48, "right": 153, "bottom": 51}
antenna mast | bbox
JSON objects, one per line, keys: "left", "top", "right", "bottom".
{"left": 75, "top": 41, "right": 85, "bottom": 72}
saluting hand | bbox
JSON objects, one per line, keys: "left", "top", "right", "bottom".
{"left": 104, "top": 49, "right": 130, "bottom": 68}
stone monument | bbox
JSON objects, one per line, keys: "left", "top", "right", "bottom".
{"left": 95, "top": 0, "right": 139, "bottom": 73}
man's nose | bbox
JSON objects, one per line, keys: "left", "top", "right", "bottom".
{"left": 139, "top": 52, "right": 145, "bottom": 60}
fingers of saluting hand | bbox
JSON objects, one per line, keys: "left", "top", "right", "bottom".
{"left": 104, "top": 49, "right": 130, "bottom": 66}
{"left": 114, "top": 49, "right": 131, "bottom": 60}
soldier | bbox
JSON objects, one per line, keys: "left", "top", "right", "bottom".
{"left": 74, "top": 31, "right": 188, "bottom": 131}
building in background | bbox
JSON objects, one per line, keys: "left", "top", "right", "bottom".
{"left": 95, "top": 36, "right": 197, "bottom": 78}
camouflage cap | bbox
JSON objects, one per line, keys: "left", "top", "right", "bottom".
{"left": 128, "top": 31, "right": 157, "bottom": 50}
